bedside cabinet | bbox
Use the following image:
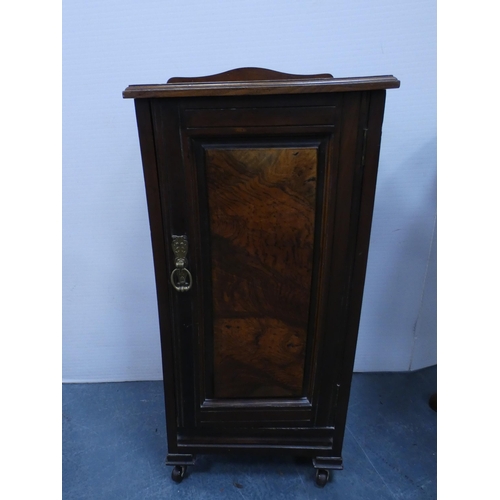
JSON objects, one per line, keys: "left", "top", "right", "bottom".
{"left": 123, "top": 68, "right": 399, "bottom": 487}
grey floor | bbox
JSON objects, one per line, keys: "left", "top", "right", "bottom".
{"left": 62, "top": 366, "right": 436, "bottom": 499}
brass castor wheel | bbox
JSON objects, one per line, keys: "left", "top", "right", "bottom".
{"left": 315, "top": 468, "right": 329, "bottom": 487}
{"left": 171, "top": 465, "right": 186, "bottom": 483}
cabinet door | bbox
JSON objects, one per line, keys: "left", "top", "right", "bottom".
{"left": 148, "top": 92, "right": 377, "bottom": 444}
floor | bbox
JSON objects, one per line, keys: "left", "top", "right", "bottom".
{"left": 62, "top": 366, "right": 436, "bottom": 499}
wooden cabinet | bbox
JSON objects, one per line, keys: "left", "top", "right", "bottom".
{"left": 123, "top": 68, "right": 399, "bottom": 486}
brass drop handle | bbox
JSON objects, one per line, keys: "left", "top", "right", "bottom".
{"left": 170, "top": 235, "right": 192, "bottom": 292}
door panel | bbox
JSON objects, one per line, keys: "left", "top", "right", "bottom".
{"left": 205, "top": 147, "right": 318, "bottom": 399}
{"left": 157, "top": 97, "right": 345, "bottom": 428}
{"left": 190, "top": 139, "right": 333, "bottom": 426}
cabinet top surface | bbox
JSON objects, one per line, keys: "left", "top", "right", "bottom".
{"left": 122, "top": 67, "right": 400, "bottom": 99}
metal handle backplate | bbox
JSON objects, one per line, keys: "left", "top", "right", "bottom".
{"left": 170, "top": 235, "right": 192, "bottom": 292}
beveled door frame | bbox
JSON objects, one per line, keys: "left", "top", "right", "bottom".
{"left": 179, "top": 123, "right": 341, "bottom": 428}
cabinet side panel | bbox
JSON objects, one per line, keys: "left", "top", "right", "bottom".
{"left": 205, "top": 147, "right": 318, "bottom": 399}
{"left": 333, "top": 90, "right": 388, "bottom": 453}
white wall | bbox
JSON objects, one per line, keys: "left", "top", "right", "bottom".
{"left": 411, "top": 217, "right": 437, "bottom": 370}
{"left": 63, "top": 0, "right": 436, "bottom": 382}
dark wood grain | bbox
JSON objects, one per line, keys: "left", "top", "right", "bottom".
{"left": 150, "top": 99, "right": 199, "bottom": 430}
{"left": 123, "top": 75, "right": 400, "bottom": 99}
{"left": 167, "top": 67, "right": 333, "bottom": 83}
{"left": 124, "top": 70, "right": 399, "bottom": 478}
{"left": 331, "top": 90, "right": 388, "bottom": 457}
{"left": 183, "top": 106, "right": 337, "bottom": 129}
{"left": 206, "top": 147, "right": 317, "bottom": 398}
{"left": 133, "top": 100, "right": 180, "bottom": 451}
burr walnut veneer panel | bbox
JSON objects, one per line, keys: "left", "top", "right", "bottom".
{"left": 206, "top": 147, "right": 317, "bottom": 399}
